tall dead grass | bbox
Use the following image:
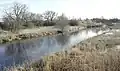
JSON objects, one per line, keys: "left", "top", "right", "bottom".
{"left": 9, "top": 42, "right": 120, "bottom": 71}
{"left": 41, "top": 46, "right": 120, "bottom": 71}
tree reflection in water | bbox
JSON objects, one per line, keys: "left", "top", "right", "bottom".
{"left": 4, "top": 38, "right": 44, "bottom": 65}
{"left": 55, "top": 34, "right": 70, "bottom": 46}
{"left": 3, "top": 35, "right": 71, "bottom": 67}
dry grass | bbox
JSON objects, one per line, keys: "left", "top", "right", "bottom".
{"left": 10, "top": 45, "right": 120, "bottom": 71}
{"left": 41, "top": 46, "right": 120, "bottom": 71}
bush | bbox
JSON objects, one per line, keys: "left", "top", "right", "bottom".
{"left": 69, "top": 20, "right": 79, "bottom": 26}
{"left": 43, "top": 21, "right": 56, "bottom": 26}
{"left": 23, "top": 22, "right": 35, "bottom": 28}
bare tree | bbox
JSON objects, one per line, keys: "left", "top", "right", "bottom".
{"left": 42, "top": 11, "right": 57, "bottom": 25}
{"left": 23, "top": 12, "right": 43, "bottom": 27}
{"left": 27, "top": 13, "right": 43, "bottom": 21}
{"left": 30, "top": 13, "right": 43, "bottom": 26}
{"left": 54, "top": 13, "right": 69, "bottom": 34}
{"left": 2, "top": 2, "right": 28, "bottom": 31}
{"left": 54, "top": 20, "right": 70, "bottom": 35}
{"left": 57, "top": 13, "right": 68, "bottom": 21}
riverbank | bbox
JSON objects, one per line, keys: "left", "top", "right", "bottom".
{"left": 78, "top": 29, "right": 120, "bottom": 51}
{"left": 0, "top": 26, "right": 84, "bottom": 44}
{"left": 9, "top": 29, "right": 120, "bottom": 71}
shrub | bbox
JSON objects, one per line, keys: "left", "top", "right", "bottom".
{"left": 43, "top": 21, "right": 56, "bottom": 26}
{"left": 69, "top": 20, "right": 79, "bottom": 26}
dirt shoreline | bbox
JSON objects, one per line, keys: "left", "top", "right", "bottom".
{"left": 75, "top": 29, "right": 120, "bottom": 51}
{"left": 0, "top": 26, "right": 84, "bottom": 44}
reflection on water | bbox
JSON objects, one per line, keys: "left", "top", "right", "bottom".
{"left": 0, "top": 28, "right": 108, "bottom": 70}
{"left": 56, "top": 35, "right": 70, "bottom": 45}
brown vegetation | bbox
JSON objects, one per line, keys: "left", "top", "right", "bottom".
{"left": 0, "top": 31, "right": 57, "bottom": 44}
{"left": 9, "top": 41, "right": 120, "bottom": 71}
{"left": 38, "top": 43, "right": 120, "bottom": 71}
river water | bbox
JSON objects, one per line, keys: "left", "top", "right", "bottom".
{"left": 0, "top": 28, "right": 108, "bottom": 70}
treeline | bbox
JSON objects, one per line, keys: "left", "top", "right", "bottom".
{"left": 0, "top": 2, "right": 80, "bottom": 32}
{"left": 91, "top": 18, "right": 119, "bottom": 23}
{"left": 0, "top": 2, "right": 119, "bottom": 32}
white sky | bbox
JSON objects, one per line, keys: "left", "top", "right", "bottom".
{"left": 0, "top": 0, "right": 120, "bottom": 19}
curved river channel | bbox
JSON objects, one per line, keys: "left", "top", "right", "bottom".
{"left": 0, "top": 28, "right": 109, "bottom": 70}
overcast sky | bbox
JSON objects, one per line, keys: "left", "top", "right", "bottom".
{"left": 0, "top": 0, "right": 120, "bottom": 19}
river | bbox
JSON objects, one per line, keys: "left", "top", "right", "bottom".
{"left": 0, "top": 28, "right": 109, "bottom": 70}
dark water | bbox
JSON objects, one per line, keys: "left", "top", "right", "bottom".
{"left": 0, "top": 28, "right": 108, "bottom": 70}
